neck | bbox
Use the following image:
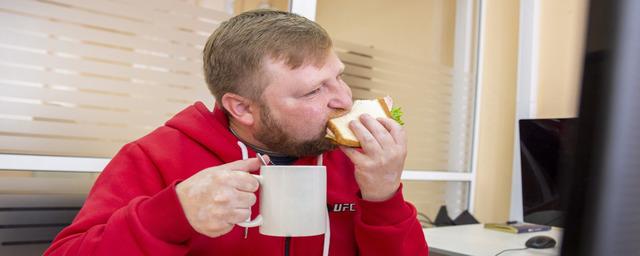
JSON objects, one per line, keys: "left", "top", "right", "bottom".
{"left": 228, "top": 118, "right": 286, "bottom": 156}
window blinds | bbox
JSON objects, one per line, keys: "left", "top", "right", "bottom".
{"left": 334, "top": 40, "right": 476, "bottom": 171}
{"left": 0, "top": 0, "right": 229, "bottom": 157}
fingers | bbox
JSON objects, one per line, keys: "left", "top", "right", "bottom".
{"left": 228, "top": 208, "right": 252, "bottom": 224}
{"left": 179, "top": 158, "right": 265, "bottom": 238}
{"left": 232, "top": 191, "right": 257, "bottom": 208}
{"left": 229, "top": 171, "right": 260, "bottom": 192}
{"left": 224, "top": 157, "right": 263, "bottom": 172}
{"left": 360, "top": 114, "right": 396, "bottom": 148}
{"left": 350, "top": 114, "right": 396, "bottom": 150}
{"left": 349, "top": 118, "right": 381, "bottom": 153}
{"left": 377, "top": 117, "right": 407, "bottom": 146}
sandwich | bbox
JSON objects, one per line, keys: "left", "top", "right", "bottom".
{"left": 325, "top": 96, "right": 404, "bottom": 147}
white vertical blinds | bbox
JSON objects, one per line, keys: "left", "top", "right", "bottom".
{"left": 334, "top": 40, "right": 476, "bottom": 171}
{"left": 0, "top": 0, "right": 230, "bottom": 157}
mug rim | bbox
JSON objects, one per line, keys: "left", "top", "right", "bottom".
{"left": 259, "top": 165, "right": 325, "bottom": 169}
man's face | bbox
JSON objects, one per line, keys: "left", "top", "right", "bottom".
{"left": 254, "top": 51, "right": 353, "bottom": 156}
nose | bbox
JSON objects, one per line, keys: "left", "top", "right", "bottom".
{"left": 327, "top": 82, "right": 353, "bottom": 111}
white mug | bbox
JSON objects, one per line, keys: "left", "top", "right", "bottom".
{"left": 237, "top": 165, "right": 327, "bottom": 237}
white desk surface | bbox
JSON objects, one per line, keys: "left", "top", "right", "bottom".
{"left": 423, "top": 224, "right": 562, "bottom": 256}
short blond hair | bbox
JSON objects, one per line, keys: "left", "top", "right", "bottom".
{"left": 203, "top": 9, "right": 332, "bottom": 105}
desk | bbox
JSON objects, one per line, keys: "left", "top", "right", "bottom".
{"left": 423, "top": 224, "right": 562, "bottom": 256}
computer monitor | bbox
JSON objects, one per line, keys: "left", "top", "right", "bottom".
{"left": 560, "top": 0, "right": 640, "bottom": 255}
{"left": 519, "top": 118, "right": 577, "bottom": 227}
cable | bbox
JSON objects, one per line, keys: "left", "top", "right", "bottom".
{"left": 417, "top": 212, "right": 433, "bottom": 223}
{"left": 417, "top": 212, "right": 434, "bottom": 228}
{"left": 494, "top": 248, "right": 529, "bottom": 255}
{"left": 418, "top": 220, "right": 432, "bottom": 228}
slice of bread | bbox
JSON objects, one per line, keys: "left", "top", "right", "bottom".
{"left": 326, "top": 97, "right": 392, "bottom": 147}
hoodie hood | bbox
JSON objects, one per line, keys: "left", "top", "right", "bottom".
{"left": 163, "top": 101, "right": 320, "bottom": 165}
{"left": 164, "top": 102, "right": 242, "bottom": 164}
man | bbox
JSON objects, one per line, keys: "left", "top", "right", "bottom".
{"left": 45, "top": 9, "right": 428, "bottom": 256}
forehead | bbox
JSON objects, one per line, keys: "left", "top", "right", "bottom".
{"left": 263, "top": 51, "right": 344, "bottom": 86}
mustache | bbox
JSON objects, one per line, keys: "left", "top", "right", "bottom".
{"left": 328, "top": 109, "right": 349, "bottom": 119}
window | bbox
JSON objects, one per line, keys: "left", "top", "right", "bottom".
{"left": 316, "top": 0, "right": 481, "bottom": 219}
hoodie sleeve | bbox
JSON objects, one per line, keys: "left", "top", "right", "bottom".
{"left": 354, "top": 184, "right": 429, "bottom": 256}
{"left": 44, "top": 143, "right": 196, "bottom": 256}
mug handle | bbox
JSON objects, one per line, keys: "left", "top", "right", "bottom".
{"left": 237, "top": 174, "right": 263, "bottom": 228}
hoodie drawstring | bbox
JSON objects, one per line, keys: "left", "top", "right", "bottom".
{"left": 238, "top": 141, "right": 250, "bottom": 239}
{"left": 238, "top": 141, "right": 249, "bottom": 161}
{"left": 318, "top": 154, "right": 330, "bottom": 256}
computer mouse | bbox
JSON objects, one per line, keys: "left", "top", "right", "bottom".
{"left": 525, "top": 235, "right": 557, "bottom": 249}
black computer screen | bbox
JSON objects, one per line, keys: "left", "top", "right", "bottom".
{"left": 519, "top": 118, "right": 577, "bottom": 227}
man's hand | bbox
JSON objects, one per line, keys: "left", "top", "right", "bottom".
{"left": 340, "top": 114, "right": 407, "bottom": 202}
{"left": 175, "top": 157, "right": 265, "bottom": 238}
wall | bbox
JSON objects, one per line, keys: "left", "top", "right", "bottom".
{"left": 233, "top": 0, "right": 289, "bottom": 13}
{"left": 475, "top": 0, "right": 587, "bottom": 223}
{"left": 472, "top": 0, "right": 520, "bottom": 222}
{"left": 536, "top": 0, "right": 588, "bottom": 118}
{"left": 317, "top": 0, "right": 455, "bottom": 65}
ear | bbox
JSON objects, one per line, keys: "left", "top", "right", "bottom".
{"left": 220, "top": 93, "right": 256, "bottom": 126}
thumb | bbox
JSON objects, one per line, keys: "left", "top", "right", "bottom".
{"left": 224, "top": 156, "right": 266, "bottom": 172}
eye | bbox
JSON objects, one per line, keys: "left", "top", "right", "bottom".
{"left": 305, "top": 87, "right": 321, "bottom": 96}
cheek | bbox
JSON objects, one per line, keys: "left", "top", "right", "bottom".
{"left": 291, "top": 108, "right": 326, "bottom": 134}
{"left": 274, "top": 99, "right": 328, "bottom": 137}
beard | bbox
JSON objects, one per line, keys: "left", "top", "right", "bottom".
{"left": 254, "top": 102, "right": 336, "bottom": 157}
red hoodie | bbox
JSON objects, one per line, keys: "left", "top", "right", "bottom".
{"left": 45, "top": 102, "right": 428, "bottom": 256}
